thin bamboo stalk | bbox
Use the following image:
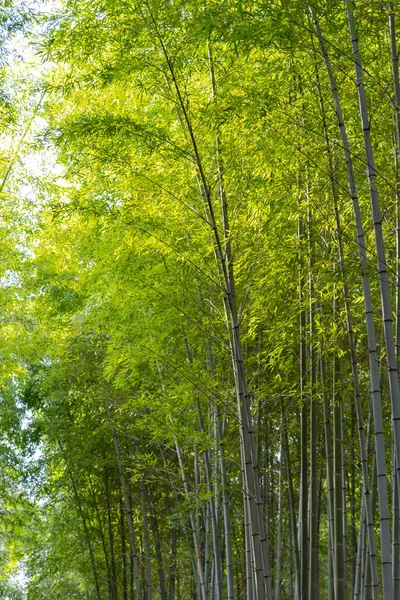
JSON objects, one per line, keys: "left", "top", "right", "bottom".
{"left": 389, "top": 4, "right": 400, "bottom": 595}
{"left": 275, "top": 429, "right": 284, "bottom": 600}
{"left": 333, "top": 342, "right": 347, "bottom": 599}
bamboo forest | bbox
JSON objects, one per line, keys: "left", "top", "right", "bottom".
{"left": 4, "top": 1, "right": 400, "bottom": 599}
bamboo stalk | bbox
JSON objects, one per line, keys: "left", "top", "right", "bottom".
{"left": 345, "top": 4, "right": 396, "bottom": 596}
{"left": 310, "top": 9, "right": 391, "bottom": 597}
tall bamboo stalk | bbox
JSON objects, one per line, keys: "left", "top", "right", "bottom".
{"left": 135, "top": 441, "right": 153, "bottom": 600}
{"left": 275, "top": 428, "right": 284, "bottom": 600}
{"left": 174, "top": 437, "right": 207, "bottom": 600}
{"left": 320, "top": 354, "right": 335, "bottom": 599}
{"left": 104, "top": 466, "right": 118, "bottom": 600}
{"left": 307, "top": 208, "right": 318, "bottom": 600}
{"left": 282, "top": 397, "right": 301, "bottom": 600}
{"left": 87, "top": 473, "right": 112, "bottom": 600}
{"left": 150, "top": 20, "right": 272, "bottom": 594}
{"left": 59, "top": 442, "right": 102, "bottom": 600}
{"left": 354, "top": 501, "right": 365, "bottom": 600}
{"left": 314, "top": 53, "right": 379, "bottom": 597}
{"left": 389, "top": 4, "right": 400, "bottom": 596}
{"left": 311, "top": 10, "right": 392, "bottom": 598}
{"left": 169, "top": 529, "right": 177, "bottom": 600}
{"left": 333, "top": 315, "right": 347, "bottom": 599}
{"left": 218, "top": 413, "right": 235, "bottom": 600}
{"left": 120, "top": 497, "right": 128, "bottom": 600}
{"left": 197, "top": 401, "right": 223, "bottom": 600}
{"left": 345, "top": 5, "right": 398, "bottom": 595}
{"left": 298, "top": 210, "right": 309, "bottom": 600}
{"left": 149, "top": 503, "right": 166, "bottom": 600}
{"left": 109, "top": 423, "right": 142, "bottom": 600}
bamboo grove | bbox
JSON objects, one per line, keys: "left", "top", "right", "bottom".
{"left": 4, "top": 0, "right": 400, "bottom": 599}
